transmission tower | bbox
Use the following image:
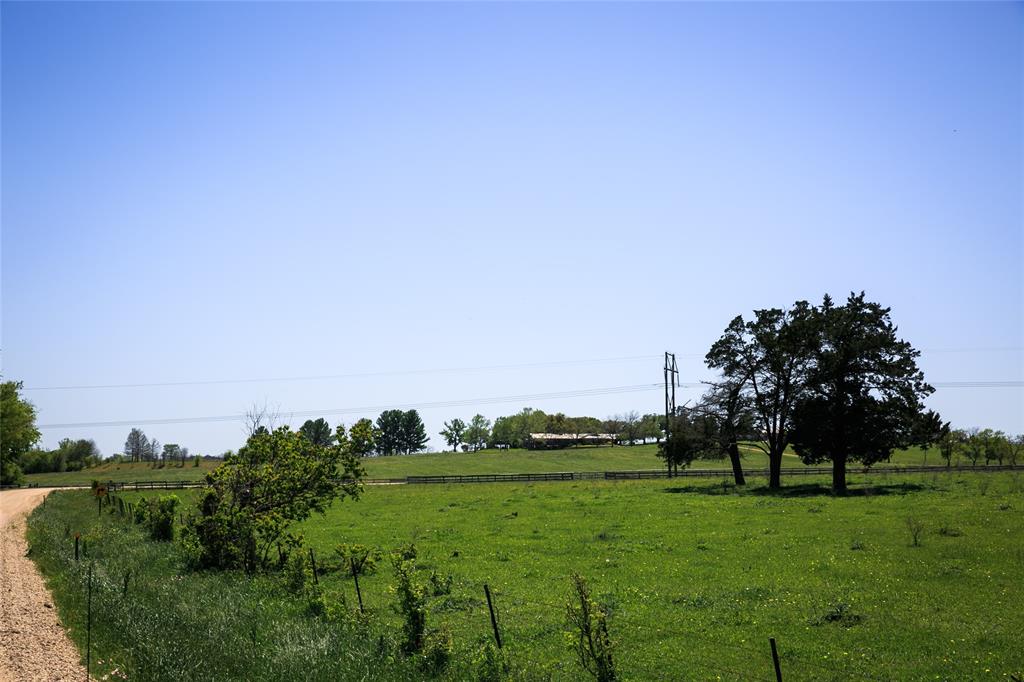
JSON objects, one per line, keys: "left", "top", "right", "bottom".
{"left": 663, "top": 351, "right": 679, "bottom": 476}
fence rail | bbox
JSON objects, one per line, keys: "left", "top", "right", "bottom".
{"left": 5, "top": 463, "right": 1021, "bottom": 492}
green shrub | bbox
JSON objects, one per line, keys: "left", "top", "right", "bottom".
{"left": 146, "top": 495, "right": 179, "bottom": 541}
{"left": 392, "top": 553, "right": 427, "bottom": 655}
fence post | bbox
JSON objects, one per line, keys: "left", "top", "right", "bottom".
{"left": 86, "top": 563, "right": 93, "bottom": 679}
{"left": 350, "top": 558, "right": 364, "bottom": 613}
{"left": 309, "top": 548, "right": 319, "bottom": 586}
{"left": 770, "top": 637, "right": 782, "bottom": 682}
{"left": 484, "top": 583, "right": 502, "bottom": 649}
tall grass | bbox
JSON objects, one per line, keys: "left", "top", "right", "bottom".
{"left": 27, "top": 491, "right": 429, "bottom": 681}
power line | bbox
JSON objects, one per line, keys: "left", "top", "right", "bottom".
{"left": 37, "top": 382, "right": 664, "bottom": 430}
{"left": 21, "top": 346, "right": 1021, "bottom": 393}
{"left": 23, "top": 354, "right": 663, "bottom": 392}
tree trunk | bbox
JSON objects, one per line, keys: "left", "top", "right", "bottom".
{"left": 728, "top": 443, "right": 746, "bottom": 486}
{"left": 768, "top": 450, "right": 782, "bottom": 489}
{"left": 833, "top": 454, "right": 848, "bottom": 494}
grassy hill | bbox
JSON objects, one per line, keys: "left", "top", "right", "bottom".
{"left": 21, "top": 444, "right": 947, "bottom": 486}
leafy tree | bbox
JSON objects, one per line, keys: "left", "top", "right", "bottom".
{"left": 299, "top": 418, "right": 335, "bottom": 447}
{"left": 463, "top": 414, "right": 491, "bottom": 452}
{"left": 148, "top": 438, "right": 161, "bottom": 466}
{"left": 602, "top": 416, "right": 624, "bottom": 441}
{"left": 162, "top": 443, "right": 181, "bottom": 467}
{"left": 123, "top": 428, "right": 149, "bottom": 463}
{"left": 400, "top": 410, "right": 429, "bottom": 455}
{"left": 1, "top": 381, "right": 40, "bottom": 485}
{"left": 960, "top": 428, "right": 986, "bottom": 466}
{"left": 658, "top": 407, "right": 712, "bottom": 475}
{"left": 184, "top": 425, "right": 363, "bottom": 572}
{"left": 637, "top": 414, "right": 663, "bottom": 444}
{"left": 439, "top": 418, "right": 467, "bottom": 452}
{"left": 546, "top": 412, "right": 571, "bottom": 435}
{"left": 696, "top": 381, "right": 756, "bottom": 485}
{"left": 375, "top": 410, "right": 404, "bottom": 455}
{"left": 490, "top": 416, "right": 516, "bottom": 449}
{"left": 789, "top": 293, "right": 936, "bottom": 493}
{"left": 349, "top": 418, "right": 377, "bottom": 458}
{"left": 706, "top": 301, "right": 817, "bottom": 489}
{"left": 618, "top": 411, "right": 642, "bottom": 445}
{"left": 937, "top": 425, "right": 965, "bottom": 467}
{"left": 568, "top": 416, "right": 603, "bottom": 445}
{"left": 1008, "top": 434, "right": 1024, "bottom": 467}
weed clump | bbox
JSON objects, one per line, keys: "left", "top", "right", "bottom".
{"left": 905, "top": 516, "right": 925, "bottom": 546}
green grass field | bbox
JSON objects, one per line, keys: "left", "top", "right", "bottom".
{"left": 22, "top": 444, "right": 947, "bottom": 486}
{"left": 30, "top": 470, "right": 1024, "bottom": 680}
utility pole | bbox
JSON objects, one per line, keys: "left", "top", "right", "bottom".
{"left": 663, "top": 351, "right": 679, "bottom": 477}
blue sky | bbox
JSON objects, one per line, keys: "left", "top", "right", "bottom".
{"left": 2, "top": 1, "right": 1021, "bottom": 456}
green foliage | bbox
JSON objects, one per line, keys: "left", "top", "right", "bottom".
{"left": 376, "top": 410, "right": 404, "bottom": 455}
{"left": 565, "top": 573, "right": 616, "bottom": 682}
{"left": 335, "top": 543, "right": 383, "bottom": 576}
{"left": 146, "top": 495, "right": 179, "bottom": 541}
{"left": 299, "top": 418, "right": 335, "bottom": 447}
{"left": 440, "top": 418, "right": 467, "bottom": 452}
{"left": 349, "top": 418, "right": 377, "bottom": 458}
{"left": 20, "top": 438, "right": 101, "bottom": 475}
{"left": 789, "top": 293, "right": 937, "bottom": 492}
{"left": 392, "top": 552, "right": 427, "bottom": 655}
{"left": 706, "top": 301, "right": 818, "bottom": 488}
{"left": 463, "top": 415, "right": 491, "bottom": 452}
{"left": 285, "top": 549, "right": 309, "bottom": 594}
{"left": 1, "top": 380, "right": 40, "bottom": 485}
{"left": 185, "top": 425, "right": 363, "bottom": 572}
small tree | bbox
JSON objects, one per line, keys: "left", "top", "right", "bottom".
{"left": 376, "top": 410, "right": 404, "bottom": 455}
{"left": 349, "top": 418, "right": 377, "bottom": 457}
{"left": 463, "top": 414, "right": 492, "bottom": 452}
{"left": 185, "top": 425, "right": 363, "bottom": 572}
{"left": 658, "top": 408, "right": 711, "bottom": 476}
{"left": 439, "top": 418, "right": 467, "bottom": 452}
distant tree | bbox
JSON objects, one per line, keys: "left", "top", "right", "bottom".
{"left": 1008, "top": 434, "right": 1024, "bottom": 466}
{"left": 490, "top": 416, "right": 516, "bottom": 448}
{"left": 602, "top": 416, "right": 624, "bottom": 442}
{"left": 463, "top": 414, "right": 492, "bottom": 452}
{"left": 399, "top": 410, "right": 429, "bottom": 454}
{"left": 162, "top": 444, "right": 181, "bottom": 468}
{"left": 1, "top": 381, "right": 40, "bottom": 485}
{"left": 375, "top": 410, "right": 404, "bottom": 455}
{"left": 706, "top": 301, "right": 818, "bottom": 489}
{"left": 618, "top": 412, "right": 641, "bottom": 445}
{"left": 637, "top": 414, "right": 663, "bottom": 444}
{"left": 937, "top": 425, "right": 965, "bottom": 468}
{"left": 658, "top": 408, "right": 711, "bottom": 475}
{"left": 439, "top": 418, "right": 467, "bottom": 452}
{"left": 789, "top": 293, "right": 936, "bottom": 493}
{"left": 960, "top": 428, "right": 986, "bottom": 466}
{"left": 244, "top": 402, "right": 280, "bottom": 437}
{"left": 148, "top": 438, "right": 161, "bottom": 465}
{"left": 349, "top": 418, "right": 377, "bottom": 458}
{"left": 124, "top": 428, "right": 149, "bottom": 463}
{"left": 299, "top": 418, "right": 335, "bottom": 447}
{"left": 983, "top": 430, "right": 1008, "bottom": 465}
{"left": 546, "top": 412, "right": 571, "bottom": 435}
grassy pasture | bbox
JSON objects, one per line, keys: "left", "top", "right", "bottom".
{"left": 22, "top": 443, "right": 945, "bottom": 486}
{"left": 21, "top": 459, "right": 222, "bottom": 486}
{"left": 53, "top": 470, "right": 1024, "bottom": 680}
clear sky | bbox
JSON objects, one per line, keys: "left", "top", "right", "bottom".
{"left": 2, "top": 1, "right": 1021, "bottom": 456}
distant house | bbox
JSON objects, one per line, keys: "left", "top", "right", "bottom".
{"left": 524, "top": 433, "right": 618, "bottom": 450}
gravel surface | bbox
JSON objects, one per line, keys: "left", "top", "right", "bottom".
{"left": 0, "top": 488, "right": 90, "bottom": 681}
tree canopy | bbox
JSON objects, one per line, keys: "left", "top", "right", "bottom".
{"left": 1, "top": 381, "right": 40, "bottom": 485}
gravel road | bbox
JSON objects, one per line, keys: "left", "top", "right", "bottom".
{"left": 0, "top": 488, "right": 89, "bottom": 681}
